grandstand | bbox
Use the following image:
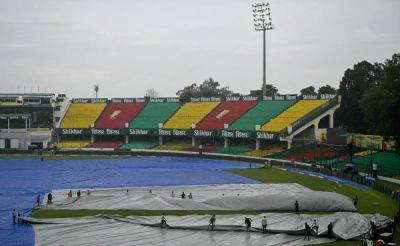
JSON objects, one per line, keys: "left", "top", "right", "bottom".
{"left": 196, "top": 100, "right": 257, "bottom": 130}
{"left": 261, "top": 99, "right": 328, "bottom": 132}
{"left": 60, "top": 102, "right": 106, "bottom": 128}
{"left": 228, "top": 100, "right": 295, "bottom": 131}
{"left": 129, "top": 102, "right": 181, "bottom": 129}
{"left": 162, "top": 102, "right": 219, "bottom": 129}
{"left": 95, "top": 102, "right": 145, "bottom": 129}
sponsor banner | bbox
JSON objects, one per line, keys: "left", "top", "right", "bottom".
{"left": 319, "top": 94, "right": 336, "bottom": 99}
{"left": 128, "top": 128, "right": 154, "bottom": 136}
{"left": 91, "top": 128, "right": 122, "bottom": 135}
{"left": 221, "top": 130, "right": 253, "bottom": 139}
{"left": 158, "top": 129, "right": 191, "bottom": 137}
{"left": 111, "top": 98, "right": 146, "bottom": 103}
{"left": 190, "top": 97, "right": 221, "bottom": 102}
{"left": 0, "top": 115, "right": 30, "bottom": 120}
{"left": 149, "top": 97, "right": 180, "bottom": 103}
{"left": 72, "top": 98, "right": 108, "bottom": 103}
{"left": 256, "top": 131, "right": 282, "bottom": 140}
{"left": 193, "top": 129, "right": 214, "bottom": 137}
{"left": 225, "top": 96, "right": 258, "bottom": 102}
{"left": 58, "top": 128, "right": 90, "bottom": 135}
{"left": 263, "top": 94, "right": 298, "bottom": 101}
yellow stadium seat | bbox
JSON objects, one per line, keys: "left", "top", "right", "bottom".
{"left": 60, "top": 103, "right": 106, "bottom": 128}
{"left": 152, "top": 143, "right": 192, "bottom": 151}
{"left": 162, "top": 102, "right": 219, "bottom": 129}
{"left": 261, "top": 100, "right": 328, "bottom": 132}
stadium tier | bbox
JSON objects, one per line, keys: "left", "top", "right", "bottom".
{"left": 87, "top": 141, "right": 124, "bottom": 149}
{"left": 213, "top": 146, "right": 252, "bottom": 155}
{"left": 184, "top": 145, "right": 222, "bottom": 152}
{"left": 60, "top": 103, "right": 106, "bottom": 128}
{"left": 261, "top": 99, "right": 328, "bottom": 132}
{"left": 152, "top": 142, "right": 192, "bottom": 151}
{"left": 129, "top": 102, "right": 181, "bottom": 129}
{"left": 243, "top": 143, "right": 286, "bottom": 157}
{"left": 95, "top": 102, "right": 145, "bottom": 129}
{"left": 162, "top": 102, "right": 219, "bottom": 129}
{"left": 120, "top": 141, "right": 158, "bottom": 150}
{"left": 195, "top": 101, "right": 258, "bottom": 130}
{"left": 228, "top": 100, "right": 295, "bottom": 131}
{"left": 56, "top": 140, "right": 90, "bottom": 148}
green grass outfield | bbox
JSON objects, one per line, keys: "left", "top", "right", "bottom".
{"left": 31, "top": 167, "right": 399, "bottom": 245}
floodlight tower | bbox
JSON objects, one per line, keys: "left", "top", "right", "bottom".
{"left": 252, "top": 2, "right": 273, "bottom": 97}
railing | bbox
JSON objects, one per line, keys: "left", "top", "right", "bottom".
{"left": 290, "top": 96, "right": 339, "bottom": 134}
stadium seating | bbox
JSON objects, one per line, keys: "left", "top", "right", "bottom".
{"left": 95, "top": 102, "right": 145, "bottom": 129}
{"left": 196, "top": 101, "right": 258, "bottom": 130}
{"left": 213, "top": 146, "right": 252, "bottom": 155}
{"left": 129, "top": 102, "right": 181, "bottom": 129}
{"left": 60, "top": 103, "right": 106, "bottom": 128}
{"left": 261, "top": 100, "right": 328, "bottom": 132}
{"left": 152, "top": 142, "right": 192, "bottom": 151}
{"left": 243, "top": 144, "right": 286, "bottom": 157}
{"left": 163, "top": 102, "right": 219, "bottom": 129}
{"left": 86, "top": 141, "right": 123, "bottom": 149}
{"left": 120, "top": 141, "right": 158, "bottom": 150}
{"left": 56, "top": 140, "right": 90, "bottom": 148}
{"left": 229, "top": 100, "right": 295, "bottom": 131}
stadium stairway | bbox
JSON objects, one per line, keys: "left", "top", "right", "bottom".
{"left": 261, "top": 99, "right": 328, "bottom": 132}
{"left": 60, "top": 103, "right": 106, "bottom": 128}
{"left": 95, "top": 102, "right": 145, "bottom": 129}
{"left": 162, "top": 102, "right": 220, "bottom": 129}
{"left": 228, "top": 100, "right": 295, "bottom": 131}
{"left": 129, "top": 102, "right": 181, "bottom": 129}
{"left": 195, "top": 101, "right": 258, "bottom": 130}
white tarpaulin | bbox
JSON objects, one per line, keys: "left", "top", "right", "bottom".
{"left": 42, "top": 184, "right": 356, "bottom": 212}
{"left": 29, "top": 212, "right": 391, "bottom": 246}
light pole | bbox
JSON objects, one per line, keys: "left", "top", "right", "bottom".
{"left": 252, "top": 3, "right": 273, "bottom": 97}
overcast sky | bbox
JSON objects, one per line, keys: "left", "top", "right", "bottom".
{"left": 0, "top": 0, "right": 399, "bottom": 98}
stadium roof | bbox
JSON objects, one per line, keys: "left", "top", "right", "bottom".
{"left": 0, "top": 93, "right": 55, "bottom": 97}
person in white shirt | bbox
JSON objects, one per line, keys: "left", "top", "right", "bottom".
{"left": 312, "top": 219, "right": 319, "bottom": 234}
{"left": 261, "top": 216, "right": 268, "bottom": 233}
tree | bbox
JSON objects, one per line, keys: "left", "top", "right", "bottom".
{"left": 361, "top": 54, "right": 400, "bottom": 150}
{"left": 176, "top": 78, "right": 239, "bottom": 99}
{"left": 318, "top": 85, "right": 337, "bottom": 95}
{"left": 300, "top": 86, "right": 317, "bottom": 96}
{"left": 335, "top": 61, "right": 383, "bottom": 133}
{"left": 249, "top": 84, "right": 278, "bottom": 97}
{"left": 145, "top": 88, "right": 159, "bottom": 98}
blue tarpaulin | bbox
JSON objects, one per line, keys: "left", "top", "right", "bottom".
{"left": 0, "top": 157, "right": 256, "bottom": 246}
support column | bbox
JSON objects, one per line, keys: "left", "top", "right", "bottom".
{"left": 125, "top": 135, "right": 129, "bottom": 144}
{"left": 313, "top": 123, "right": 318, "bottom": 139}
{"left": 7, "top": 118, "right": 10, "bottom": 133}
{"left": 191, "top": 136, "right": 196, "bottom": 147}
{"left": 287, "top": 139, "right": 292, "bottom": 149}
{"left": 224, "top": 138, "right": 229, "bottom": 148}
{"left": 159, "top": 136, "right": 163, "bottom": 145}
{"left": 91, "top": 135, "right": 94, "bottom": 144}
{"left": 255, "top": 139, "right": 260, "bottom": 150}
{"left": 329, "top": 112, "right": 334, "bottom": 128}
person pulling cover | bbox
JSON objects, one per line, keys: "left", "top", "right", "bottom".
{"left": 160, "top": 214, "right": 167, "bottom": 228}
{"left": 304, "top": 222, "right": 311, "bottom": 240}
{"left": 209, "top": 215, "right": 216, "bottom": 231}
{"left": 244, "top": 217, "right": 252, "bottom": 231}
{"left": 261, "top": 216, "right": 268, "bottom": 233}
